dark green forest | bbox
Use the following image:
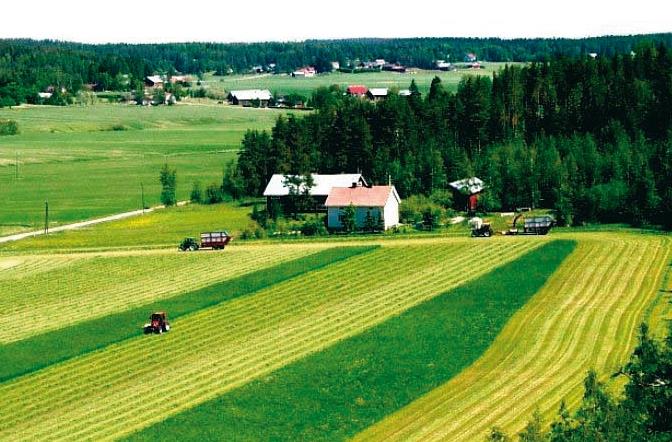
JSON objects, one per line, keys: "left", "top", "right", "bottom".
{"left": 2, "top": 34, "right": 672, "bottom": 106}
{"left": 232, "top": 44, "right": 672, "bottom": 228}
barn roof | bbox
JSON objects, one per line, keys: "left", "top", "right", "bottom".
{"left": 228, "top": 89, "right": 273, "bottom": 101}
{"left": 368, "top": 88, "right": 388, "bottom": 97}
{"left": 325, "top": 185, "right": 400, "bottom": 207}
{"left": 347, "top": 85, "right": 368, "bottom": 95}
{"left": 449, "top": 177, "right": 485, "bottom": 195}
{"left": 146, "top": 75, "right": 163, "bottom": 84}
{"left": 263, "top": 174, "right": 367, "bottom": 197}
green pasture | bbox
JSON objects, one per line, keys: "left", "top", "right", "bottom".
{"left": 201, "top": 64, "right": 514, "bottom": 97}
{"left": 0, "top": 202, "right": 254, "bottom": 251}
{"left": 0, "top": 104, "right": 289, "bottom": 233}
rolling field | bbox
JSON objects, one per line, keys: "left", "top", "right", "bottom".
{"left": 354, "top": 234, "right": 672, "bottom": 441}
{"left": 0, "top": 237, "right": 541, "bottom": 440}
{"left": 201, "top": 64, "right": 515, "bottom": 97}
{"left": 0, "top": 104, "right": 288, "bottom": 233}
{"left": 0, "top": 229, "right": 668, "bottom": 441}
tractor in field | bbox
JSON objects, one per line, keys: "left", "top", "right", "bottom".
{"left": 178, "top": 231, "right": 232, "bottom": 251}
{"left": 143, "top": 312, "right": 170, "bottom": 334}
{"left": 469, "top": 217, "right": 493, "bottom": 237}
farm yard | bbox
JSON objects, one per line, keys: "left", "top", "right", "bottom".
{"left": 200, "top": 64, "right": 512, "bottom": 97}
{"left": 0, "top": 230, "right": 669, "bottom": 441}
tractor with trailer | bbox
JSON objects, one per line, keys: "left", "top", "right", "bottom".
{"left": 469, "top": 217, "right": 494, "bottom": 237}
{"left": 179, "top": 231, "right": 232, "bottom": 251}
{"left": 505, "top": 213, "right": 555, "bottom": 235}
{"left": 143, "top": 312, "right": 170, "bottom": 334}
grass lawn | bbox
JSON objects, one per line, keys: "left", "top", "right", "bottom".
{"left": 126, "top": 240, "right": 574, "bottom": 441}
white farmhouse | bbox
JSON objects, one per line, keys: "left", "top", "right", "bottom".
{"left": 325, "top": 185, "right": 401, "bottom": 230}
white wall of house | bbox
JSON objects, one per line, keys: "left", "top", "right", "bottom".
{"left": 383, "top": 191, "right": 400, "bottom": 228}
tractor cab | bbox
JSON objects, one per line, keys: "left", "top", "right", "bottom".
{"left": 144, "top": 311, "right": 170, "bottom": 334}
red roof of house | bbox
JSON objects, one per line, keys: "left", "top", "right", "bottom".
{"left": 325, "top": 186, "right": 398, "bottom": 207}
{"left": 347, "top": 85, "right": 368, "bottom": 95}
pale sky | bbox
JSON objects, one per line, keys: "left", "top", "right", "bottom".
{"left": 2, "top": 0, "right": 671, "bottom": 43}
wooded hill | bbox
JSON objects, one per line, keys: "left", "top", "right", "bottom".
{"left": 1, "top": 34, "right": 672, "bottom": 106}
{"left": 231, "top": 43, "right": 672, "bottom": 228}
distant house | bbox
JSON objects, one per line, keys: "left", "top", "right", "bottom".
{"left": 331, "top": 61, "right": 340, "bottom": 71}
{"left": 346, "top": 85, "right": 368, "bottom": 97}
{"left": 382, "top": 63, "right": 407, "bottom": 73}
{"left": 464, "top": 53, "right": 477, "bottom": 63}
{"left": 435, "top": 60, "right": 454, "bottom": 71}
{"left": 449, "top": 177, "right": 485, "bottom": 212}
{"left": 367, "top": 88, "right": 388, "bottom": 101}
{"left": 292, "top": 67, "right": 316, "bottom": 77}
{"left": 145, "top": 75, "right": 164, "bottom": 88}
{"left": 325, "top": 185, "right": 401, "bottom": 231}
{"left": 398, "top": 89, "right": 412, "bottom": 97}
{"left": 37, "top": 92, "right": 53, "bottom": 100}
{"left": 263, "top": 173, "right": 367, "bottom": 213}
{"left": 169, "top": 75, "right": 192, "bottom": 85}
{"left": 227, "top": 89, "right": 272, "bottom": 107}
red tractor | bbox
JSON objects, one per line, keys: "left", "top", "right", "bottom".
{"left": 143, "top": 312, "right": 171, "bottom": 334}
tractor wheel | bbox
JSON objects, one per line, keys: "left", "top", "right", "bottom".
{"left": 484, "top": 230, "right": 491, "bottom": 237}
{"left": 189, "top": 245, "right": 197, "bottom": 251}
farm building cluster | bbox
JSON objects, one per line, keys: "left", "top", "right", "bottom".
{"left": 262, "top": 173, "right": 401, "bottom": 231}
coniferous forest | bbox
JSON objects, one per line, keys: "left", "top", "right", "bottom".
{"left": 1, "top": 34, "right": 672, "bottom": 105}
{"left": 233, "top": 44, "right": 672, "bottom": 228}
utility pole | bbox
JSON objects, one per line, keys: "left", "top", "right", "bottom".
{"left": 141, "top": 182, "right": 145, "bottom": 214}
{"left": 44, "top": 200, "right": 49, "bottom": 235}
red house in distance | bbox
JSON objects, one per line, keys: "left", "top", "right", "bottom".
{"left": 346, "top": 85, "right": 368, "bottom": 96}
{"left": 449, "top": 177, "right": 485, "bottom": 212}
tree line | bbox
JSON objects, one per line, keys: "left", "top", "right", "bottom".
{"left": 2, "top": 35, "right": 672, "bottom": 106}
{"left": 231, "top": 44, "right": 672, "bottom": 228}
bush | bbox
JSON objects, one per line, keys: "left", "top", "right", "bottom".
{"left": 300, "top": 219, "right": 327, "bottom": 236}
{"left": 205, "top": 183, "right": 223, "bottom": 204}
{"left": 190, "top": 181, "right": 203, "bottom": 203}
{"left": 400, "top": 195, "right": 445, "bottom": 229}
{"left": 0, "top": 120, "right": 19, "bottom": 136}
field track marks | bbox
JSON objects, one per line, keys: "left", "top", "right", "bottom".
{"left": 353, "top": 235, "right": 671, "bottom": 442}
{"left": 0, "top": 240, "right": 539, "bottom": 441}
{"left": 0, "top": 245, "right": 312, "bottom": 343}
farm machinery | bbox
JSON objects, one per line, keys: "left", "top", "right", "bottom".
{"left": 504, "top": 213, "right": 555, "bottom": 235}
{"left": 469, "top": 217, "right": 493, "bottom": 237}
{"left": 179, "top": 231, "right": 232, "bottom": 251}
{"left": 143, "top": 312, "right": 170, "bottom": 334}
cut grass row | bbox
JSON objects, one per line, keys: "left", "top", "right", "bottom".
{"left": 127, "top": 240, "right": 575, "bottom": 441}
{"left": 0, "top": 246, "right": 372, "bottom": 383}
{"left": 0, "top": 245, "right": 315, "bottom": 343}
{"left": 355, "top": 234, "right": 672, "bottom": 441}
{"left": 0, "top": 239, "right": 540, "bottom": 441}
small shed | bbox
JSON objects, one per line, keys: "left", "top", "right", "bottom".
{"left": 346, "top": 85, "right": 368, "bottom": 97}
{"left": 325, "top": 185, "right": 401, "bottom": 231}
{"left": 367, "top": 88, "right": 388, "bottom": 101}
{"left": 449, "top": 177, "right": 485, "bottom": 212}
{"left": 145, "top": 75, "right": 164, "bottom": 88}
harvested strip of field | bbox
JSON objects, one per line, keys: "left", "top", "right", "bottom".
{"left": 354, "top": 234, "right": 671, "bottom": 441}
{"left": 0, "top": 244, "right": 315, "bottom": 343}
{"left": 0, "top": 238, "right": 539, "bottom": 441}
{"left": 127, "top": 241, "right": 574, "bottom": 441}
{"left": 0, "top": 246, "right": 373, "bottom": 383}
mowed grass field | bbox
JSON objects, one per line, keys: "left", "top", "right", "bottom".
{"left": 0, "top": 104, "right": 288, "bottom": 234}
{"left": 201, "top": 64, "right": 514, "bottom": 97}
{"left": 0, "top": 230, "right": 669, "bottom": 441}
